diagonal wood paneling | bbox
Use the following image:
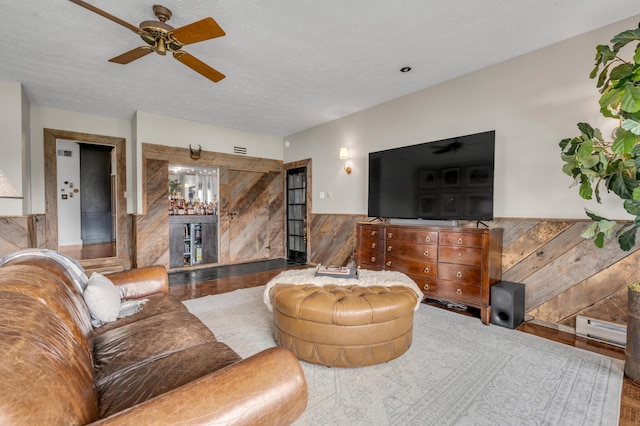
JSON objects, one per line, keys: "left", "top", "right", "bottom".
{"left": 308, "top": 215, "right": 638, "bottom": 331}
{"left": 229, "top": 169, "right": 271, "bottom": 261}
{"left": 134, "top": 159, "right": 170, "bottom": 267}
{"left": 309, "top": 214, "right": 366, "bottom": 266}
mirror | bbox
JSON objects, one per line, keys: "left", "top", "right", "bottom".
{"left": 169, "top": 165, "right": 219, "bottom": 215}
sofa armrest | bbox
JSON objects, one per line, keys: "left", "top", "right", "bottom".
{"left": 106, "top": 265, "right": 169, "bottom": 299}
{"left": 92, "top": 347, "right": 308, "bottom": 426}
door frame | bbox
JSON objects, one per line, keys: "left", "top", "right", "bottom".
{"left": 44, "top": 128, "right": 130, "bottom": 270}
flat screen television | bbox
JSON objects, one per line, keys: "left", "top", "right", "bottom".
{"left": 368, "top": 130, "right": 495, "bottom": 221}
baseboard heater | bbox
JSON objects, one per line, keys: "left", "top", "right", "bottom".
{"left": 575, "top": 315, "right": 627, "bottom": 348}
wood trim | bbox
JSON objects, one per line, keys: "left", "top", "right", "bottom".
{"left": 43, "top": 128, "right": 130, "bottom": 270}
{"left": 142, "top": 143, "right": 283, "bottom": 173}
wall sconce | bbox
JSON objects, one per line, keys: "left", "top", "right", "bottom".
{"left": 0, "top": 168, "right": 22, "bottom": 199}
{"left": 339, "top": 148, "right": 353, "bottom": 174}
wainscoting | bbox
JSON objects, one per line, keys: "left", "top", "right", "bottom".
{"left": 307, "top": 215, "right": 637, "bottom": 329}
{"left": 0, "top": 212, "right": 633, "bottom": 329}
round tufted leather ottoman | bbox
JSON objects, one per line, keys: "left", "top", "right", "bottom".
{"left": 269, "top": 284, "right": 418, "bottom": 367}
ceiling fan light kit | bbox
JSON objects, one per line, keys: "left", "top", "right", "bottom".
{"left": 69, "top": 1, "right": 226, "bottom": 83}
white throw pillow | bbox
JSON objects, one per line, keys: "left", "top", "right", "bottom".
{"left": 84, "top": 272, "right": 121, "bottom": 324}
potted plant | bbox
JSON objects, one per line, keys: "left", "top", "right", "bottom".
{"left": 559, "top": 22, "right": 640, "bottom": 383}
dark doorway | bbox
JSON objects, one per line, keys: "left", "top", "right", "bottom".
{"left": 286, "top": 167, "right": 307, "bottom": 263}
{"left": 80, "top": 144, "right": 114, "bottom": 245}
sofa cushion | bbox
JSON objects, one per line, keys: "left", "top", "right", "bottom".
{"left": 98, "top": 340, "right": 242, "bottom": 417}
{"left": 0, "top": 291, "right": 98, "bottom": 425}
{"left": 92, "top": 292, "right": 188, "bottom": 337}
{"left": 93, "top": 309, "right": 217, "bottom": 382}
{"left": 84, "top": 272, "right": 122, "bottom": 325}
{"left": 0, "top": 265, "right": 94, "bottom": 359}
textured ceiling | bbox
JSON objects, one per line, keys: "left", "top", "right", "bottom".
{"left": 2, "top": 1, "right": 640, "bottom": 137}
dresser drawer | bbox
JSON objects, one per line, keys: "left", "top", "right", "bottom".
{"left": 438, "top": 281, "right": 481, "bottom": 303}
{"left": 439, "top": 232, "right": 483, "bottom": 248}
{"left": 384, "top": 256, "right": 437, "bottom": 279}
{"left": 438, "top": 246, "right": 482, "bottom": 266}
{"left": 410, "top": 275, "right": 437, "bottom": 296}
{"left": 385, "top": 227, "right": 438, "bottom": 245}
{"left": 438, "top": 263, "right": 482, "bottom": 284}
{"left": 358, "top": 250, "right": 383, "bottom": 270}
{"left": 359, "top": 237, "right": 381, "bottom": 251}
{"left": 385, "top": 241, "right": 437, "bottom": 261}
{"left": 360, "top": 225, "right": 382, "bottom": 239}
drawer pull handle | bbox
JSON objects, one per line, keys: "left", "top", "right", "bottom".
{"left": 371, "top": 243, "right": 376, "bottom": 249}
{"left": 425, "top": 236, "right": 431, "bottom": 243}
{"left": 423, "top": 267, "right": 431, "bottom": 273}
{"left": 387, "top": 246, "right": 393, "bottom": 252}
{"left": 423, "top": 284, "right": 429, "bottom": 291}
{"left": 371, "top": 230, "right": 377, "bottom": 236}
{"left": 370, "top": 256, "right": 376, "bottom": 262}
{"left": 386, "top": 261, "right": 392, "bottom": 267}
{"left": 423, "top": 250, "right": 429, "bottom": 257}
{"left": 387, "top": 233, "right": 393, "bottom": 239}
{"left": 456, "top": 289, "right": 462, "bottom": 295}
{"left": 456, "top": 271, "right": 463, "bottom": 278}
{"left": 457, "top": 253, "right": 462, "bottom": 258}
{"left": 457, "top": 238, "right": 463, "bottom": 244}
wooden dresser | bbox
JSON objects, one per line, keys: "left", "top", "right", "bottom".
{"left": 356, "top": 222, "right": 503, "bottom": 324}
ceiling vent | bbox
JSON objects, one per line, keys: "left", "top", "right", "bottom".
{"left": 233, "top": 146, "right": 247, "bottom": 155}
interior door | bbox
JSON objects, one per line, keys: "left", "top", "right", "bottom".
{"left": 286, "top": 167, "right": 307, "bottom": 263}
{"left": 228, "top": 169, "right": 270, "bottom": 262}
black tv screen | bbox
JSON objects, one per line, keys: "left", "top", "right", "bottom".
{"left": 368, "top": 130, "right": 495, "bottom": 221}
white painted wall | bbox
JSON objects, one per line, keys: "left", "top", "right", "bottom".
{"left": 29, "top": 106, "right": 133, "bottom": 214}
{"left": 25, "top": 107, "right": 284, "bottom": 215}
{"left": 0, "top": 81, "right": 24, "bottom": 216}
{"left": 56, "top": 140, "right": 82, "bottom": 246}
{"left": 284, "top": 16, "right": 639, "bottom": 221}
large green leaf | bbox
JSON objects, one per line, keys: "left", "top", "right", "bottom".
{"left": 599, "top": 87, "right": 622, "bottom": 112}
{"left": 611, "top": 28, "right": 640, "bottom": 51}
{"left": 576, "top": 139, "right": 594, "bottom": 158}
{"left": 594, "top": 232, "right": 606, "bottom": 248}
{"left": 579, "top": 175, "right": 593, "bottom": 199}
{"left": 581, "top": 221, "right": 599, "bottom": 238}
{"left": 624, "top": 199, "right": 640, "bottom": 216}
{"left": 585, "top": 208, "right": 607, "bottom": 222}
{"left": 612, "top": 128, "right": 638, "bottom": 153}
{"left": 577, "top": 122, "right": 595, "bottom": 139}
{"left": 621, "top": 83, "right": 640, "bottom": 113}
{"left": 610, "top": 62, "right": 634, "bottom": 81}
{"left": 578, "top": 154, "right": 600, "bottom": 169}
{"left": 618, "top": 225, "right": 638, "bottom": 251}
{"left": 608, "top": 171, "right": 636, "bottom": 199}
{"left": 622, "top": 118, "right": 640, "bottom": 136}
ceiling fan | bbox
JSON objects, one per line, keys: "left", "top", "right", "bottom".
{"left": 69, "top": 0, "right": 226, "bottom": 82}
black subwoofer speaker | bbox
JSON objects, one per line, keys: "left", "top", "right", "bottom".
{"left": 490, "top": 281, "right": 525, "bottom": 329}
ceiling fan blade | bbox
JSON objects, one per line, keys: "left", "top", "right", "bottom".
{"left": 68, "top": 0, "right": 140, "bottom": 33}
{"left": 174, "top": 51, "right": 225, "bottom": 82}
{"left": 171, "top": 17, "right": 225, "bottom": 45}
{"left": 109, "top": 46, "right": 153, "bottom": 64}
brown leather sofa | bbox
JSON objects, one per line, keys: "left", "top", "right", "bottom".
{"left": 0, "top": 253, "right": 308, "bottom": 425}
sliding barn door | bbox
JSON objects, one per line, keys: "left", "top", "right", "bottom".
{"left": 228, "top": 169, "right": 271, "bottom": 262}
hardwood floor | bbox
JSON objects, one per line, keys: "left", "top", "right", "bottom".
{"left": 169, "top": 264, "right": 640, "bottom": 425}
{"left": 59, "top": 242, "right": 115, "bottom": 260}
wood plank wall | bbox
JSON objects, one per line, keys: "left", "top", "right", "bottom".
{"left": 308, "top": 215, "right": 637, "bottom": 329}
{"left": 0, "top": 210, "right": 633, "bottom": 330}
{"left": 133, "top": 159, "right": 170, "bottom": 268}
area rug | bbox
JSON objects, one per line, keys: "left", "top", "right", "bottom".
{"left": 183, "top": 286, "right": 624, "bottom": 425}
